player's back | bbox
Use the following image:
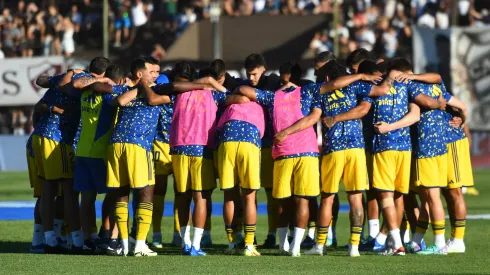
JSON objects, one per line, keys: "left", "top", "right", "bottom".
{"left": 111, "top": 95, "right": 161, "bottom": 152}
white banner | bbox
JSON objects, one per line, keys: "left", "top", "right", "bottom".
{"left": 0, "top": 56, "right": 65, "bottom": 106}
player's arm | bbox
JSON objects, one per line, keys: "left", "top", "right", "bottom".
{"left": 374, "top": 103, "right": 420, "bottom": 134}
{"left": 234, "top": 86, "right": 259, "bottom": 101}
{"left": 396, "top": 73, "right": 442, "bottom": 84}
{"left": 413, "top": 93, "right": 446, "bottom": 110}
{"left": 447, "top": 96, "right": 468, "bottom": 120}
{"left": 152, "top": 82, "right": 213, "bottom": 95}
{"left": 33, "top": 101, "right": 64, "bottom": 116}
{"left": 112, "top": 88, "right": 138, "bottom": 107}
{"left": 195, "top": 76, "right": 227, "bottom": 92}
{"left": 368, "top": 70, "right": 402, "bottom": 97}
{"left": 322, "top": 101, "right": 371, "bottom": 128}
{"left": 463, "top": 125, "right": 472, "bottom": 149}
{"left": 225, "top": 94, "right": 250, "bottom": 106}
{"left": 320, "top": 74, "right": 382, "bottom": 94}
{"left": 139, "top": 81, "right": 171, "bottom": 105}
{"left": 72, "top": 76, "right": 115, "bottom": 89}
{"left": 275, "top": 108, "right": 322, "bottom": 144}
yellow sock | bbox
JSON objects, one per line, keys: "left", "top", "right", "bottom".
{"left": 415, "top": 218, "right": 429, "bottom": 235}
{"left": 152, "top": 195, "right": 165, "bottom": 233}
{"left": 244, "top": 224, "right": 256, "bottom": 246}
{"left": 136, "top": 202, "right": 153, "bottom": 241}
{"left": 453, "top": 219, "right": 466, "bottom": 240}
{"left": 316, "top": 226, "right": 329, "bottom": 245}
{"left": 431, "top": 220, "right": 445, "bottom": 236}
{"left": 173, "top": 203, "right": 180, "bottom": 233}
{"left": 225, "top": 224, "right": 237, "bottom": 243}
{"left": 266, "top": 190, "right": 279, "bottom": 233}
{"left": 115, "top": 202, "right": 129, "bottom": 240}
{"left": 350, "top": 226, "right": 362, "bottom": 245}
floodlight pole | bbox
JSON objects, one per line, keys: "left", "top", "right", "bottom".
{"left": 103, "top": 0, "right": 109, "bottom": 58}
{"left": 210, "top": 1, "right": 222, "bottom": 60}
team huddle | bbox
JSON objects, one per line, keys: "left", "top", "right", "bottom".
{"left": 25, "top": 49, "right": 474, "bottom": 257}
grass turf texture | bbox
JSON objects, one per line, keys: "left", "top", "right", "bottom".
{"left": 0, "top": 170, "right": 489, "bottom": 274}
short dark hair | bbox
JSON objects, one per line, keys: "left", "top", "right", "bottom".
{"left": 388, "top": 58, "right": 412, "bottom": 72}
{"left": 244, "top": 54, "right": 266, "bottom": 71}
{"left": 199, "top": 67, "right": 219, "bottom": 80}
{"left": 89, "top": 57, "right": 111, "bottom": 75}
{"left": 173, "top": 61, "right": 197, "bottom": 81}
{"left": 322, "top": 60, "right": 349, "bottom": 81}
{"left": 279, "top": 61, "right": 302, "bottom": 79}
{"left": 357, "top": 60, "right": 380, "bottom": 74}
{"left": 346, "top": 48, "right": 372, "bottom": 69}
{"left": 314, "top": 51, "right": 336, "bottom": 64}
{"left": 279, "top": 62, "right": 294, "bottom": 75}
{"left": 144, "top": 56, "right": 160, "bottom": 65}
{"left": 210, "top": 59, "right": 226, "bottom": 78}
{"left": 130, "top": 58, "right": 149, "bottom": 77}
{"left": 377, "top": 61, "right": 388, "bottom": 74}
{"left": 105, "top": 65, "right": 125, "bottom": 83}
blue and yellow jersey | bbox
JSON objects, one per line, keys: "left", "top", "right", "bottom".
{"left": 59, "top": 72, "right": 92, "bottom": 147}
{"left": 372, "top": 80, "right": 421, "bottom": 153}
{"left": 320, "top": 81, "right": 373, "bottom": 155}
{"left": 154, "top": 95, "right": 175, "bottom": 144}
{"left": 26, "top": 134, "right": 34, "bottom": 157}
{"left": 362, "top": 107, "right": 375, "bottom": 153}
{"left": 76, "top": 85, "right": 130, "bottom": 159}
{"left": 444, "top": 112, "right": 466, "bottom": 143}
{"left": 254, "top": 84, "right": 322, "bottom": 159}
{"left": 171, "top": 91, "right": 229, "bottom": 157}
{"left": 110, "top": 86, "right": 162, "bottom": 152}
{"left": 33, "top": 74, "right": 66, "bottom": 142}
{"left": 218, "top": 120, "right": 262, "bottom": 148}
{"left": 409, "top": 82, "right": 451, "bottom": 158}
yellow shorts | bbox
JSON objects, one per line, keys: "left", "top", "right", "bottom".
{"left": 414, "top": 154, "right": 448, "bottom": 188}
{"left": 31, "top": 135, "right": 74, "bottom": 180}
{"left": 107, "top": 143, "right": 155, "bottom": 189}
{"left": 260, "top": 147, "right": 274, "bottom": 189}
{"left": 365, "top": 151, "right": 374, "bottom": 187}
{"left": 321, "top": 148, "right": 368, "bottom": 194}
{"left": 172, "top": 155, "right": 216, "bottom": 193}
{"left": 218, "top": 142, "right": 261, "bottom": 190}
{"left": 447, "top": 138, "right": 474, "bottom": 189}
{"left": 26, "top": 149, "right": 43, "bottom": 197}
{"left": 273, "top": 156, "right": 320, "bottom": 199}
{"left": 373, "top": 151, "right": 411, "bottom": 194}
{"left": 153, "top": 141, "right": 173, "bottom": 176}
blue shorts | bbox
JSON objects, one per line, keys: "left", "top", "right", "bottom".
{"left": 74, "top": 157, "right": 108, "bottom": 194}
{"left": 115, "top": 17, "right": 131, "bottom": 29}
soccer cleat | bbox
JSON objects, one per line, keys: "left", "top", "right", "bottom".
{"left": 359, "top": 237, "right": 375, "bottom": 251}
{"left": 244, "top": 246, "right": 261, "bottom": 256}
{"left": 304, "top": 245, "right": 326, "bottom": 256}
{"left": 465, "top": 187, "right": 479, "bottom": 196}
{"left": 393, "top": 247, "right": 406, "bottom": 256}
{"left": 373, "top": 239, "right": 386, "bottom": 252}
{"left": 182, "top": 244, "right": 191, "bottom": 255}
{"left": 447, "top": 240, "right": 466, "bottom": 253}
{"left": 71, "top": 245, "right": 84, "bottom": 255}
{"left": 201, "top": 234, "right": 213, "bottom": 248}
{"left": 236, "top": 235, "right": 245, "bottom": 249}
{"left": 29, "top": 245, "right": 44, "bottom": 254}
{"left": 348, "top": 244, "right": 360, "bottom": 257}
{"left": 300, "top": 236, "right": 316, "bottom": 249}
{"left": 105, "top": 239, "right": 120, "bottom": 256}
{"left": 260, "top": 234, "right": 277, "bottom": 249}
{"left": 44, "top": 244, "right": 65, "bottom": 254}
{"left": 83, "top": 240, "right": 96, "bottom": 255}
{"left": 290, "top": 250, "right": 301, "bottom": 257}
{"left": 151, "top": 233, "right": 163, "bottom": 249}
{"left": 409, "top": 239, "right": 426, "bottom": 253}
{"left": 171, "top": 234, "right": 182, "bottom": 247}
{"left": 416, "top": 245, "right": 448, "bottom": 255}
{"left": 134, "top": 244, "right": 158, "bottom": 257}
{"left": 279, "top": 248, "right": 290, "bottom": 256}
{"left": 190, "top": 246, "right": 207, "bottom": 256}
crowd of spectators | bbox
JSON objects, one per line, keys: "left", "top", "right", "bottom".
{"left": 1, "top": 0, "right": 489, "bottom": 135}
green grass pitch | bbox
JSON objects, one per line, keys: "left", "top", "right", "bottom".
{"left": 0, "top": 170, "right": 489, "bottom": 274}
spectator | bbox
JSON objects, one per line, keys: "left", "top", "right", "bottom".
{"left": 43, "top": 5, "right": 63, "bottom": 56}
{"left": 262, "top": 0, "right": 280, "bottom": 15}
{"left": 0, "top": 42, "right": 5, "bottom": 59}
{"left": 435, "top": 1, "right": 449, "bottom": 29}
{"left": 313, "top": 0, "right": 333, "bottom": 15}
{"left": 177, "top": 6, "right": 197, "bottom": 35}
{"left": 114, "top": 5, "right": 131, "bottom": 47}
{"left": 68, "top": 5, "right": 83, "bottom": 34}
{"left": 2, "top": 20, "right": 22, "bottom": 56}
{"left": 132, "top": 0, "right": 149, "bottom": 28}
{"left": 11, "top": 109, "right": 27, "bottom": 136}
{"left": 297, "top": 0, "right": 319, "bottom": 15}
{"left": 238, "top": 0, "right": 254, "bottom": 16}
{"left": 382, "top": 25, "right": 398, "bottom": 58}
{"left": 61, "top": 17, "right": 75, "bottom": 58}
{"left": 417, "top": 5, "right": 436, "bottom": 28}
{"left": 310, "top": 30, "right": 333, "bottom": 55}
{"left": 355, "top": 25, "right": 376, "bottom": 52}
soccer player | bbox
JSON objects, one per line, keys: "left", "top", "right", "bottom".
{"left": 32, "top": 72, "right": 86, "bottom": 254}
{"left": 443, "top": 106, "right": 472, "bottom": 253}
{"left": 284, "top": 60, "right": 388, "bottom": 257}
{"left": 233, "top": 80, "right": 322, "bottom": 257}
{"left": 146, "top": 61, "right": 228, "bottom": 256}
{"left": 216, "top": 72, "right": 265, "bottom": 256}
{"left": 345, "top": 48, "right": 372, "bottom": 74}
{"left": 106, "top": 58, "right": 163, "bottom": 257}
{"left": 238, "top": 54, "right": 282, "bottom": 248}
{"left": 71, "top": 64, "right": 135, "bottom": 255}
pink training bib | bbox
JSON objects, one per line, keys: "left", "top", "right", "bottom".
{"left": 170, "top": 90, "right": 218, "bottom": 148}
{"left": 217, "top": 102, "right": 266, "bottom": 138}
{"left": 272, "top": 87, "right": 319, "bottom": 159}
